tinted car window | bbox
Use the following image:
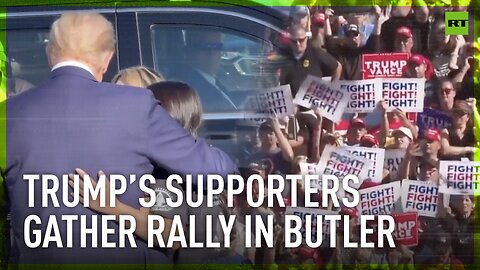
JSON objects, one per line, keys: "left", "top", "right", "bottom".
{"left": 151, "top": 25, "right": 281, "bottom": 113}
{"left": 5, "top": 29, "right": 49, "bottom": 97}
{"left": 4, "top": 12, "right": 117, "bottom": 98}
{"left": 148, "top": 21, "right": 290, "bottom": 168}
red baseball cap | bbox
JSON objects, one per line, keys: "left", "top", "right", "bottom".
{"left": 312, "top": 13, "right": 325, "bottom": 26}
{"left": 424, "top": 129, "right": 441, "bottom": 142}
{"left": 359, "top": 179, "right": 380, "bottom": 190}
{"left": 396, "top": 26, "right": 413, "bottom": 39}
{"left": 360, "top": 134, "right": 378, "bottom": 147}
{"left": 340, "top": 206, "right": 358, "bottom": 218}
{"left": 407, "top": 54, "right": 427, "bottom": 66}
{"left": 350, "top": 118, "right": 366, "bottom": 128}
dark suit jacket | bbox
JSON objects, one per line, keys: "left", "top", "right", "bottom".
{"left": 173, "top": 66, "right": 237, "bottom": 112}
{"left": 3, "top": 66, "right": 237, "bottom": 265}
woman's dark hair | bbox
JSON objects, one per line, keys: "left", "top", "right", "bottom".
{"left": 147, "top": 81, "right": 203, "bottom": 137}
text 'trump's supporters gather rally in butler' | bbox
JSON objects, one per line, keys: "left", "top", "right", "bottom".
{"left": 0, "top": 2, "right": 479, "bottom": 270}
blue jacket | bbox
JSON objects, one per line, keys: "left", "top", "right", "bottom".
{"left": 3, "top": 66, "right": 237, "bottom": 265}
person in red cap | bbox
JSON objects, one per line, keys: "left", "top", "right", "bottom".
{"left": 344, "top": 118, "right": 367, "bottom": 146}
{"left": 403, "top": 54, "right": 432, "bottom": 79}
{"left": 394, "top": 26, "right": 414, "bottom": 54}
{"left": 359, "top": 134, "right": 379, "bottom": 148}
{"left": 420, "top": 129, "right": 442, "bottom": 162}
{"left": 397, "top": 137, "right": 440, "bottom": 184}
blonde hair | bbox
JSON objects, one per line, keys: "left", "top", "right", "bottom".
{"left": 112, "top": 66, "right": 164, "bottom": 88}
{"left": 47, "top": 12, "right": 115, "bottom": 70}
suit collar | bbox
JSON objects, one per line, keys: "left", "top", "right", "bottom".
{"left": 50, "top": 65, "right": 98, "bottom": 82}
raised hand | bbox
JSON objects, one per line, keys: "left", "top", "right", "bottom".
{"left": 374, "top": 5, "right": 392, "bottom": 25}
{"left": 324, "top": 8, "right": 334, "bottom": 18}
{"left": 407, "top": 142, "right": 422, "bottom": 157}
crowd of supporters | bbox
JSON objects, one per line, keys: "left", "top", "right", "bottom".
{"left": 229, "top": 4, "right": 478, "bottom": 269}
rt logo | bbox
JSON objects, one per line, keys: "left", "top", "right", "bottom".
{"left": 445, "top": 12, "right": 469, "bottom": 35}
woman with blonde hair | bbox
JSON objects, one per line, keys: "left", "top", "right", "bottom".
{"left": 112, "top": 66, "right": 164, "bottom": 88}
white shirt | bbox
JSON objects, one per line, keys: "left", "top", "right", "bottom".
{"left": 51, "top": 60, "right": 95, "bottom": 77}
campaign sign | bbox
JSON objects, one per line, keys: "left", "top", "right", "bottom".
{"left": 401, "top": 180, "right": 438, "bottom": 217}
{"left": 317, "top": 145, "right": 372, "bottom": 188}
{"left": 337, "top": 79, "right": 382, "bottom": 113}
{"left": 342, "top": 146, "right": 385, "bottom": 182}
{"left": 391, "top": 212, "right": 418, "bottom": 247}
{"left": 362, "top": 53, "right": 410, "bottom": 79}
{"left": 384, "top": 149, "right": 406, "bottom": 181}
{"left": 293, "top": 75, "right": 349, "bottom": 123}
{"left": 417, "top": 108, "right": 452, "bottom": 133}
{"left": 299, "top": 162, "right": 322, "bottom": 190}
{"left": 439, "top": 161, "right": 480, "bottom": 195}
{"left": 358, "top": 182, "right": 401, "bottom": 215}
{"left": 381, "top": 78, "right": 425, "bottom": 112}
{"left": 285, "top": 207, "right": 337, "bottom": 245}
{"left": 245, "top": 85, "right": 295, "bottom": 119}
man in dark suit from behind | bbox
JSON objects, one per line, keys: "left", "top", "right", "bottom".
{"left": 2, "top": 12, "right": 237, "bottom": 266}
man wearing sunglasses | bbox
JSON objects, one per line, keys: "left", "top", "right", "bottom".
{"left": 280, "top": 24, "right": 340, "bottom": 98}
{"left": 176, "top": 29, "right": 237, "bottom": 112}
{"left": 279, "top": 24, "right": 340, "bottom": 162}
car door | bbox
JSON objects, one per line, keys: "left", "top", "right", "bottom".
{"left": 132, "top": 5, "right": 290, "bottom": 169}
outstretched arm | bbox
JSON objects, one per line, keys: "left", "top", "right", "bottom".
{"left": 440, "top": 129, "right": 474, "bottom": 157}
{"left": 271, "top": 117, "right": 294, "bottom": 162}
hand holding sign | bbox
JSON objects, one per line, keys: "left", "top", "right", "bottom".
{"left": 381, "top": 78, "right": 425, "bottom": 112}
{"left": 293, "top": 75, "right": 349, "bottom": 123}
{"left": 246, "top": 85, "right": 295, "bottom": 119}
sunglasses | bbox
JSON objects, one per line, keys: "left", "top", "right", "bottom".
{"left": 291, "top": 37, "right": 307, "bottom": 44}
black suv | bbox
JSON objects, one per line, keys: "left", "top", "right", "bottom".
{"left": 3, "top": 1, "right": 291, "bottom": 169}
